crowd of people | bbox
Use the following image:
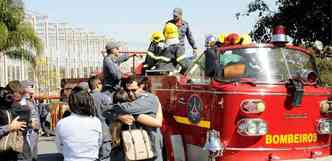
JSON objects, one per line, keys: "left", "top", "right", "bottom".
{"left": 54, "top": 74, "right": 163, "bottom": 161}
{"left": 0, "top": 80, "right": 52, "bottom": 161}
{"left": 52, "top": 8, "right": 197, "bottom": 161}
{"left": 0, "top": 7, "right": 193, "bottom": 161}
{"left": 0, "top": 7, "right": 253, "bottom": 161}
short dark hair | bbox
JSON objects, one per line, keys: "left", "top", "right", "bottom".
{"left": 113, "top": 89, "right": 129, "bottom": 104}
{"left": 0, "top": 87, "right": 15, "bottom": 109}
{"left": 106, "top": 49, "right": 112, "bottom": 54}
{"left": 125, "top": 75, "right": 136, "bottom": 85}
{"left": 68, "top": 87, "right": 96, "bottom": 116}
{"left": 136, "top": 76, "right": 151, "bottom": 92}
{"left": 88, "top": 76, "right": 99, "bottom": 90}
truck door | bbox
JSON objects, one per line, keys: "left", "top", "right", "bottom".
{"left": 174, "top": 55, "right": 214, "bottom": 161}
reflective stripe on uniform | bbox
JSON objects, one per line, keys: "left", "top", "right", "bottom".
{"left": 147, "top": 51, "right": 171, "bottom": 62}
{"left": 188, "top": 64, "right": 198, "bottom": 74}
{"left": 176, "top": 54, "right": 186, "bottom": 62}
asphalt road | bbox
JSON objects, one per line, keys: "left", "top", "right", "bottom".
{"left": 37, "top": 136, "right": 63, "bottom": 161}
{"left": 37, "top": 136, "right": 332, "bottom": 161}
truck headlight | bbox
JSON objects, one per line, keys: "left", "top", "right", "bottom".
{"left": 237, "top": 119, "right": 268, "bottom": 136}
{"left": 240, "top": 99, "right": 265, "bottom": 114}
{"left": 317, "top": 119, "right": 332, "bottom": 134}
{"left": 320, "top": 100, "right": 332, "bottom": 114}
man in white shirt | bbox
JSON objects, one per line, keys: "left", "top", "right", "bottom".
{"left": 56, "top": 86, "right": 102, "bottom": 161}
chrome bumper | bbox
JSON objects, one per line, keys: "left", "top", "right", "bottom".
{"left": 282, "top": 156, "right": 332, "bottom": 161}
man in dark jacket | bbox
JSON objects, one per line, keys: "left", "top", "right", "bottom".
{"left": 88, "top": 76, "right": 113, "bottom": 161}
{"left": 102, "top": 41, "right": 129, "bottom": 96}
{"left": 37, "top": 99, "right": 51, "bottom": 136}
{"left": 20, "top": 80, "right": 40, "bottom": 161}
{"left": 167, "top": 8, "right": 197, "bottom": 54}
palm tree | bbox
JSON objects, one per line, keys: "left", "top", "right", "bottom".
{"left": 0, "top": 0, "right": 43, "bottom": 66}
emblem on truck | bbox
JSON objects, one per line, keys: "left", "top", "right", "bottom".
{"left": 188, "top": 95, "right": 203, "bottom": 123}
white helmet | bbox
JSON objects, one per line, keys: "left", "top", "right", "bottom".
{"left": 205, "top": 34, "right": 217, "bottom": 47}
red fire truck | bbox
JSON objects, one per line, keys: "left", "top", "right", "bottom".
{"left": 144, "top": 27, "right": 332, "bottom": 161}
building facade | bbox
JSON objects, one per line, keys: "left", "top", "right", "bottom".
{"left": 0, "top": 11, "right": 110, "bottom": 95}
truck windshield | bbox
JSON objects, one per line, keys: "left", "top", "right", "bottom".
{"left": 215, "top": 47, "right": 317, "bottom": 84}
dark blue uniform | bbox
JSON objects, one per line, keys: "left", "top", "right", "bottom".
{"left": 102, "top": 53, "right": 129, "bottom": 94}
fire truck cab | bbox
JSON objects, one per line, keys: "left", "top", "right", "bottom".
{"left": 146, "top": 30, "right": 332, "bottom": 161}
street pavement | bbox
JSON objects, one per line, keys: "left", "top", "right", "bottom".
{"left": 36, "top": 136, "right": 332, "bottom": 161}
{"left": 37, "top": 136, "right": 63, "bottom": 161}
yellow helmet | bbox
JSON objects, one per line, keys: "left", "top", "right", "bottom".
{"left": 151, "top": 32, "right": 165, "bottom": 43}
{"left": 163, "top": 23, "right": 179, "bottom": 39}
{"left": 240, "top": 33, "right": 252, "bottom": 44}
{"left": 218, "top": 33, "right": 227, "bottom": 44}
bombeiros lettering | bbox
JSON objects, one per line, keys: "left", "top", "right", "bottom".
{"left": 265, "top": 133, "right": 318, "bottom": 144}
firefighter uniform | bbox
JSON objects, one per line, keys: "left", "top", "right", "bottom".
{"left": 156, "top": 43, "right": 189, "bottom": 74}
{"left": 204, "top": 35, "right": 219, "bottom": 77}
{"left": 205, "top": 47, "right": 219, "bottom": 77}
{"left": 143, "top": 32, "right": 166, "bottom": 73}
{"left": 154, "top": 23, "right": 189, "bottom": 74}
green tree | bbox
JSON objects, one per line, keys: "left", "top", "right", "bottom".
{"left": 0, "top": 0, "right": 43, "bottom": 65}
{"left": 237, "top": 0, "right": 331, "bottom": 46}
{"left": 238, "top": 0, "right": 332, "bottom": 84}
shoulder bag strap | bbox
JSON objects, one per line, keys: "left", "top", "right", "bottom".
{"left": 3, "top": 111, "right": 11, "bottom": 150}
{"left": 128, "top": 125, "right": 138, "bottom": 160}
{"left": 140, "top": 127, "right": 151, "bottom": 158}
{"left": 6, "top": 111, "right": 11, "bottom": 124}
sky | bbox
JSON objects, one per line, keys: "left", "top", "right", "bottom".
{"left": 24, "top": 0, "right": 277, "bottom": 50}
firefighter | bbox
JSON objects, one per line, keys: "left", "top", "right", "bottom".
{"left": 142, "top": 32, "right": 166, "bottom": 73}
{"left": 166, "top": 8, "right": 198, "bottom": 55}
{"left": 204, "top": 35, "right": 219, "bottom": 77}
{"left": 102, "top": 41, "right": 135, "bottom": 96}
{"left": 155, "top": 23, "right": 189, "bottom": 74}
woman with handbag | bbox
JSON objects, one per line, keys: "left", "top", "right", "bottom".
{"left": 6, "top": 80, "right": 39, "bottom": 161}
{"left": 0, "top": 87, "right": 27, "bottom": 161}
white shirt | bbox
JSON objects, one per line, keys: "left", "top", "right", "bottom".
{"left": 56, "top": 113, "right": 102, "bottom": 161}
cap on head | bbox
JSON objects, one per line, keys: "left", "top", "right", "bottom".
{"left": 20, "top": 80, "right": 34, "bottom": 88}
{"left": 173, "top": 8, "right": 183, "bottom": 17}
{"left": 77, "top": 82, "right": 90, "bottom": 91}
{"left": 105, "top": 41, "right": 121, "bottom": 50}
